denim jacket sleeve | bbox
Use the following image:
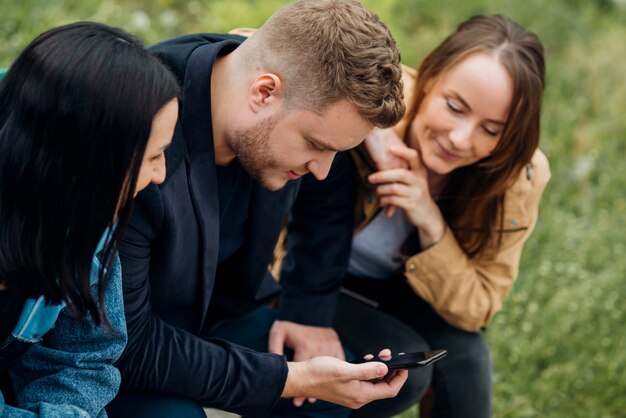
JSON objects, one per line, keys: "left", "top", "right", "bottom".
{"left": 0, "top": 392, "right": 89, "bottom": 417}
{"left": 7, "top": 254, "right": 127, "bottom": 418}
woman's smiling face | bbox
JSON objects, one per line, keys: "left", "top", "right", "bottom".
{"left": 409, "top": 51, "right": 514, "bottom": 175}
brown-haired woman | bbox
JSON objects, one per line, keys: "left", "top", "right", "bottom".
{"left": 331, "top": 14, "right": 550, "bottom": 418}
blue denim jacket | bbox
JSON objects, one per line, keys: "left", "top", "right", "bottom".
{"left": 0, "top": 234, "right": 127, "bottom": 417}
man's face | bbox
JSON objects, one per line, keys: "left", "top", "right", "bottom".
{"left": 232, "top": 99, "right": 373, "bottom": 191}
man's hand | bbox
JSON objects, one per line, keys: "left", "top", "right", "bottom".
{"left": 269, "top": 320, "right": 345, "bottom": 406}
{"left": 282, "top": 350, "right": 408, "bottom": 409}
{"left": 268, "top": 320, "right": 344, "bottom": 360}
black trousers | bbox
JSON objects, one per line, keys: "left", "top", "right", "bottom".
{"left": 334, "top": 290, "right": 431, "bottom": 418}
{"left": 339, "top": 274, "right": 493, "bottom": 418}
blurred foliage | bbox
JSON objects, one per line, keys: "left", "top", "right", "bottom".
{"left": 2, "top": 0, "right": 626, "bottom": 417}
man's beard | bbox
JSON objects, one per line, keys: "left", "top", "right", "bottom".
{"left": 231, "top": 114, "right": 283, "bottom": 191}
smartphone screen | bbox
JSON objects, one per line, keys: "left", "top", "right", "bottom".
{"left": 350, "top": 349, "right": 447, "bottom": 370}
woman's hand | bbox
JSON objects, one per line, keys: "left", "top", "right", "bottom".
{"left": 368, "top": 146, "right": 446, "bottom": 248}
{"left": 364, "top": 128, "right": 410, "bottom": 172}
{"left": 364, "top": 127, "right": 412, "bottom": 216}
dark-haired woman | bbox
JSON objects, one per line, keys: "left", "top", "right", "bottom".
{"left": 327, "top": 14, "right": 550, "bottom": 418}
{"left": 0, "top": 22, "right": 179, "bottom": 417}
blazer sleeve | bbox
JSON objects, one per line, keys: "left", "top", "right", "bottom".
{"left": 8, "top": 256, "right": 127, "bottom": 418}
{"left": 403, "top": 150, "right": 551, "bottom": 331}
{"left": 116, "top": 185, "right": 288, "bottom": 418}
{"left": 277, "top": 151, "right": 356, "bottom": 326}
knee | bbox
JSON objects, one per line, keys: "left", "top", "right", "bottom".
{"left": 444, "top": 336, "right": 492, "bottom": 379}
{"left": 434, "top": 335, "right": 492, "bottom": 399}
{"left": 386, "top": 335, "right": 434, "bottom": 406}
{"left": 273, "top": 398, "right": 350, "bottom": 418}
{"left": 401, "top": 366, "right": 433, "bottom": 404}
{"left": 106, "top": 392, "right": 206, "bottom": 418}
{"left": 350, "top": 367, "right": 432, "bottom": 418}
{"left": 426, "top": 337, "right": 493, "bottom": 417}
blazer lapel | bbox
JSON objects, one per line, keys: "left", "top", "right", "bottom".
{"left": 180, "top": 42, "right": 236, "bottom": 330}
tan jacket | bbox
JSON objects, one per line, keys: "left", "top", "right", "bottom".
{"left": 352, "top": 145, "right": 550, "bottom": 332}
{"left": 351, "top": 66, "right": 551, "bottom": 331}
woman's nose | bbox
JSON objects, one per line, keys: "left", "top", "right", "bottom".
{"left": 449, "top": 123, "right": 473, "bottom": 150}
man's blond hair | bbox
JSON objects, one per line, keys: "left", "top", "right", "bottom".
{"left": 238, "top": 0, "right": 405, "bottom": 127}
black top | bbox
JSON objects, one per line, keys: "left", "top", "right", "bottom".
{"left": 216, "top": 159, "right": 253, "bottom": 263}
{"left": 0, "top": 289, "right": 24, "bottom": 344}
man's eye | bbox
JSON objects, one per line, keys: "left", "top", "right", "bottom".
{"left": 308, "top": 140, "right": 324, "bottom": 151}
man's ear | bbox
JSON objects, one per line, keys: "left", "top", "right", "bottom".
{"left": 248, "top": 73, "right": 284, "bottom": 113}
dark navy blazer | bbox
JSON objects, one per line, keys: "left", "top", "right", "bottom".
{"left": 115, "top": 34, "right": 356, "bottom": 417}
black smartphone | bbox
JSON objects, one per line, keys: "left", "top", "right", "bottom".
{"left": 350, "top": 349, "right": 447, "bottom": 370}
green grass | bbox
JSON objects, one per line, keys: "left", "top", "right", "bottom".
{"left": 2, "top": 1, "right": 626, "bottom": 417}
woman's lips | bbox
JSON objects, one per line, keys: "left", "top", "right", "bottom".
{"left": 436, "top": 140, "right": 462, "bottom": 161}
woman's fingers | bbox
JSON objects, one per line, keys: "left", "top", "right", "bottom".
{"left": 379, "top": 195, "right": 416, "bottom": 212}
{"left": 370, "top": 165, "right": 429, "bottom": 218}
{"left": 375, "top": 182, "right": 415, "bottom": 198}
{"left": 385, "top": 205, "right": 397, "bottom": 217}
{"left": 388, "top": 145, "right": 425, "bottom": 173}
{"left": 364, "top": 128, "right": 410, "bottom": 171}
{"left": 368, "top": 168, "right": 415, "bottom": 185}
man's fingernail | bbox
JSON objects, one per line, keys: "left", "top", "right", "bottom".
{"left": 376, "top": 366, "right": 384, "bottom": 375}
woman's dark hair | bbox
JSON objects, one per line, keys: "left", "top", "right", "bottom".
{"left": 407, "top": 14, "right": 545, "bottom": 258}
{"left": 0, "top": 22, "right": 179, "bottom": 322}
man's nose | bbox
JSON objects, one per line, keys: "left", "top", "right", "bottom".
{"left": 307, "top": 151, "right": 337, "bottom": 181}
{"left": 153, "top": 156, "right": 166, "bottom": 185}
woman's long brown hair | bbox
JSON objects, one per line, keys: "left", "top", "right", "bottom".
{"left": 407, "top": 15, "right": 545, "bottom": 258}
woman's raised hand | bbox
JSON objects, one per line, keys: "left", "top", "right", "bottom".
{"left": 364, "top": 128, "right": 410, "bottom": 172}
{"left": 368, "top": 146, "right": 446, "bottom": 248}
